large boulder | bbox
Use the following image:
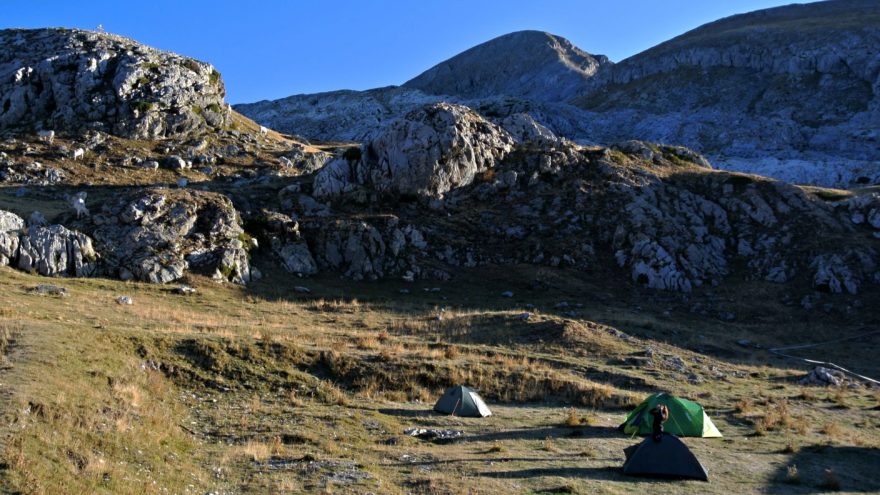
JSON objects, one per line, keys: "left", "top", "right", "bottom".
{"left": 90, "top": 189, "right": 251, "bottom": 284}
{"left": 367, "top": 103, "right": 514, "bottom": 197}
{"left": 497, "top": 113, "right": 559, "bottom": 145}
{"left": 17, "top": 224, "right": 98, "bottom": 277}
{"left": 0, "top": 210, "right": 24, "bottom": 265}
{"left": 314, "top": 103, "right": 514, "bottom": 199}
{"left": 0, "top": 210, "right": 24, "bottom": 232}
{"left": 0, "top": 28, "right": 227, "bottom": 138}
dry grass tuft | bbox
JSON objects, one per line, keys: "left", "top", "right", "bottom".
{"left": 443, "top": 345, "right": 460, "bottom": 360}
{"left": 797, "top": 388, "right": 818, "bottom": 402}
{"left": 242, "top": 440, "right": 272, "bottom": 462}
{"left": 820, "top": 422, "right": 843, "bottom": 439}
{"left": 751, "top": 398, "right": 793, "bottom": 435}
{"left": 541, "top": 437, "right": 559, "bottom": 453}
{"left": 831, "top": 388, "right": 850, "bottom": 409}
{"left": 562, "top": 408, "right": 596, "bottom": 427}
{"left": 734, "top": 398, "right": 754, "bottom": 414}
{"left": 784, "top": 465, "right": 800, "bottom": 484}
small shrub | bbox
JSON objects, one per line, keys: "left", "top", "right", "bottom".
{"left": 130, "top": 101, "right": 154, "bottom": 113}
{"left": 237, "top": 232, "right": 256, "bottom": 249}
{"left": 782, "top": 438, "right": 799, "bottom": 454}
{"left": 209, "top": 69, "right": 221, "bottom": 85}
{"left": 608, "top": 149, "right": 628, "bottom": 165}
{"left": 182, "top": 58, "right": 201, "bottom": 72}
{"left": 206, "top": 103, "right": 222, "bottom": 113}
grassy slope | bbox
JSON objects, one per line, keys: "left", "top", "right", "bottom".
{"left": 0, "top": 263, "right": 877, "bottom": 494}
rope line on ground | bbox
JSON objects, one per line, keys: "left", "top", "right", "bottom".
{"left": 767, "top": 329, "right": 880, "bottom": 385}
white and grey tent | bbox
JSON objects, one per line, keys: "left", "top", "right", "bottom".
{"left": 433, "top": 385, "right": 492, "bottom": 417}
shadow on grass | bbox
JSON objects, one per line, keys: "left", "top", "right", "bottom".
{"left": 479, "top": 465, "right": 654, "bottom": 483}
{"left": 767, "top": 444, "right": 880, "bottom": 493}
{"left": 463, "top": 425, "right": 622, "bottom": 443}
{"left": 377, "top": 407, "right": 437, "bottom": 418}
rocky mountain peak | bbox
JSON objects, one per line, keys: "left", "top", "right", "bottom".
{"left": 0, "top": 28, "right": 228, "bottom": 139}
{"left": 403, "top": 30, "right": 610, "bottom": 101}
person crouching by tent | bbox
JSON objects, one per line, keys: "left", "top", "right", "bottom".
{"left": 622, "top": 404, "right": 710, "bottom": 481}
{"left": 651, "top": 404, "right": 668, "bottom": 440}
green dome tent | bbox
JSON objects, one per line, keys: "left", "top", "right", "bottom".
{"left": 434, "top": 385, "right": 492, "bottom": 417}
{"left": 619, "top": 393, "right": 721, "bottom": 438}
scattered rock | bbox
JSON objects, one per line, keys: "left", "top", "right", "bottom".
{"left": 404, "top": 428, "right": 463, "bottom": 443}
{"left": 28, "top": 284, "right": 68, "bottom": 296}
{"left": 799, "top": 366, "right": 845, "bottom": 387}
{"left": 163, "top": 156, "right": 189, "bottom": 170}
{"left": 116, "top": 295, "right": 133, "bottom": 305}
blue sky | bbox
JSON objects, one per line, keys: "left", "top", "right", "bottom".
{"left": 4, "top": 0, "right": 808, "bottom": 104}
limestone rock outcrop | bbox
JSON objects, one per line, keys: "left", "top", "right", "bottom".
{"left": 0, "top": 210, "right": 24, "bottom": 265}
{"left": 89, "top": 189, "right": 251, "bottom": 284}
{"left": 258, "top": 210, "right": 318, "bottom": 276}
{"left": 0, "top": 28, "right": 227, "bottom": 139}
{"left": 17, "top": 224, "right": 98, "bottom": 277}
{"left": 314, "top": 103, "right": 514, "bottom": 199}
{"left": 299, "top": 217, "right": 429, "bottom": 281}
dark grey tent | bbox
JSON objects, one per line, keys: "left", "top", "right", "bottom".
{"left": 622, "top": 433, "right": 709, "bottom": 481}
{"left": 433, "top": 385, "right": 492, "bottom": 417}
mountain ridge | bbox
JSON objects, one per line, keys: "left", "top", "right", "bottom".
{"left": 235, "top": 0, "right": 880, "bottom": 187}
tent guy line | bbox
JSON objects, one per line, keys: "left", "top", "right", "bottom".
{"left": 767, "top": 330, "right": 880, "bottom": 385}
